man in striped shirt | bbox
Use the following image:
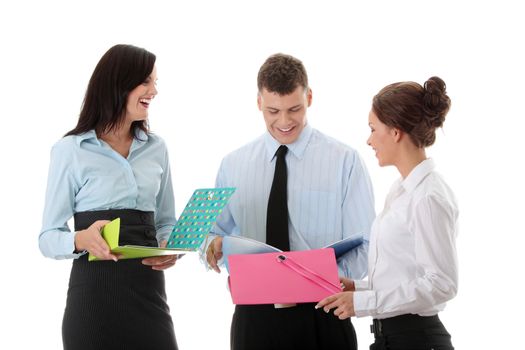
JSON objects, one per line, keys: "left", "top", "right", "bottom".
{"left": 207, "top": 53, "right": 375, "bottom": 350}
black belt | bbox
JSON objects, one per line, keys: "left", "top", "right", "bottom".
{"left": 74, "top": 209, "right": 157, "bottom": 247}
{"left": 370, "top": 314, "right": 441, "bottom": 337}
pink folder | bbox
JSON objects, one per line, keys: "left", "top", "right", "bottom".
{"left": 228, "top": 248, "right": 342, "bottom": 305}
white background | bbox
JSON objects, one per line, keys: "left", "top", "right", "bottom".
{"left": 1, "top": 1, "right": 523, "bottom": 349}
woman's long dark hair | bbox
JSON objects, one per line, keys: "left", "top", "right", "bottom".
{"left": 65, "top": 44, "right": 156, "bottom": 138}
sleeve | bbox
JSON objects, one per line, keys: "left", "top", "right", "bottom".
{"left": 155, "top": 144, "right": 177, "bottom": 244}
{"left": 38, "top": 143, "right": 83, "bottom": 259}
{"left": 354, "top": 194, "right": 459, "bottom": 317}
{"left": 337, "top": 151, "right": 376, "bottom": 279}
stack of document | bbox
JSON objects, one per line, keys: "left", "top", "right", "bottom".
{"left": 221, "top": 233, "right": 364, "bottom": 271}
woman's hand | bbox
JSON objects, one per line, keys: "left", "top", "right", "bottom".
{"left": 74, "top": 220, "right": 119, "bottom": 261}
{"left": 315, "top": 292, "right": 356, "bottom": 320}
{"left": 142, "top": 240, "right": 179, "bottom": 271}
{"left": 340, "top": 277, "right": 355, "bottom": 291}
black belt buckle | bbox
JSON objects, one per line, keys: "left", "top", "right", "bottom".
{"left": 370, "top": 319, "right": 383, "bottom": 336}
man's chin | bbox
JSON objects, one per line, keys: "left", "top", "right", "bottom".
{"left": 272, "top": 131, "right": 299, "bottom": 145}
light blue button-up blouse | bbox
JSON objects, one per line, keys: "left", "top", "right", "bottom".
{"left": 39, "top": 130, "right": 176, "bottom": 260}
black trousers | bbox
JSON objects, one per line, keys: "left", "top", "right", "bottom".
{"left": 62, "top": 209, "right": 178, "bottom": 350}
{"left": 370, "top": 314, "right": 454, "bottom": 350}
{"left": 231, "top": 303, "right": 357, "bottom": 350}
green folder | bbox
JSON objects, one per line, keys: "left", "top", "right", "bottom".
{"left": 89, "top": 187, "right": 236, "bottom": 261}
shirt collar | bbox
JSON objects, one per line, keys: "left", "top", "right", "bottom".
{"left": 264, "top": 124, "right": 313, "bottom": 162}
{"left": 76, "top": 129, "right": 149, "bottom": 147}
{"left": 129, "top": 129, "right": 149, "bottom": 153}
{"left": 401, "top": 158, "right": 435, "bottom": 193}
{"left": 76, "top": 130, "right": 99, "bottom": 146}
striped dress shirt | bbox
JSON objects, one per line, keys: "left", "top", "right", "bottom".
{"left": 213, "top": 124, "right": 375, "bottom": 278}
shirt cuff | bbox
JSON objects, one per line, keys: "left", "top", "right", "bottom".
{"left": 155, "top": 225, "right": 173, "bottom": 244}
{"left": 63, "top": 232, "right": 87, "bottom": 259}
{"left": 354, "top": 279, "right": 369, "bottom": 291}
{"left": 66, "top": 250, "right": 87, "bottom": 259}
{"left": 353, "top": 290, "right": 377, "bottom": 317}
{"left": 60, "top": 234, "right": 87, "bottom": 259}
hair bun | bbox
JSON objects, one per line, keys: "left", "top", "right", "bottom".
{"left": 422, "top": 76, "right": 450, "bottom": 128}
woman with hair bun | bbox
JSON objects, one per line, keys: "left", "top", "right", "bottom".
{"left": 317, "top": 77, "right": 458, "bottom": 350}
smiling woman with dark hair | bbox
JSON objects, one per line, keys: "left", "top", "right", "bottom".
{"left": 39, "top": 44, "right": 179, "bottom": 350}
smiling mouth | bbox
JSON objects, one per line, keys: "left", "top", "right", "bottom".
{"left": 140, "top": 98, "right": 152, "bottom": 108}
{"left": 278, "top": 126, "right": 294, "bottom": 133}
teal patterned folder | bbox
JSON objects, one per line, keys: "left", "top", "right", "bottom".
{"left": 167, "top": 187, "right": 236, "bottom": 250}
{"left": 89, "top": 187, "right": 236, "bottom": 261}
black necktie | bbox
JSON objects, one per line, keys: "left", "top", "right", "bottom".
{"left": 266, "top": 145, "right": 290, "bottom": 251}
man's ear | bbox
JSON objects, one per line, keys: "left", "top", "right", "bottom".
{"left": 306, "top": 88, "right": 312, "bottom": 107}
{"left": 257, "top": 93, "right": 262, "bottom": 111}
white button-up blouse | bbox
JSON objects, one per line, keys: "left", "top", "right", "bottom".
{"left": 353, "top": 159, "right": 459, "bottom": 319}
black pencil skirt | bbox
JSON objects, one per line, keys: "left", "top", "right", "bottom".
{"left": 62, "top": 209, "right": 178, "bottom": 350}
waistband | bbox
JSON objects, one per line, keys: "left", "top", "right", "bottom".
{"left": 74, "top": 209, "right": 155, "bottom": 230}
{"left": 371, "top": 314, "right": 442, "bottom": 337}
{"left": 235, "top": 303, "right": 316, "bottom": 311}
{"left": 74, "top": 209, "right": 157, "bottom": 247}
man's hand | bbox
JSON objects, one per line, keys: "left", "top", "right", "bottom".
{"left": 206, "top": 236, "right": 223, "bottom": 273}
